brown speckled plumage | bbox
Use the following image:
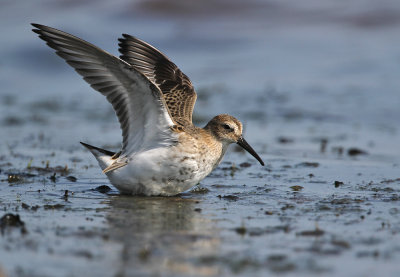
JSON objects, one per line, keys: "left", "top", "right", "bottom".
{"left": 119, "top": 35, "right": 196, "bottom": 125}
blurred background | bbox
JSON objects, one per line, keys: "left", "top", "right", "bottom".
{"left": 1, "top": 0, "right": 400, "bottom": 276}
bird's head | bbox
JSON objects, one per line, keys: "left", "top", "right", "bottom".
{"left": 205, "top": 114, "right": 264, "bottom": 166}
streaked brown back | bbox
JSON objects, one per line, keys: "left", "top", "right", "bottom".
{"left": 119, "top": 35, "right": 197, "bottom": 125}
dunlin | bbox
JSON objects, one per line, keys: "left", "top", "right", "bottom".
{"left": 32, "top": 24, "right": 264, "bottom": 196}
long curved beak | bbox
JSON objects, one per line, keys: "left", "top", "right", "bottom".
{"left": 237, "top": 136, "right": 264, "bottom": 166}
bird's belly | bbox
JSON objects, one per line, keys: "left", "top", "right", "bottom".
{"left": 106, "top": 147, "right": 214, "bottom": 196}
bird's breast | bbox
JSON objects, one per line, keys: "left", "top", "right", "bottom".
{"left": 107, "top": 132, "right": 225, "bottom": 195}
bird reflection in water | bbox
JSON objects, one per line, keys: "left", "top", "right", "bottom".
{"left": 106, "top": 196, "right": 220, "bottom": 276}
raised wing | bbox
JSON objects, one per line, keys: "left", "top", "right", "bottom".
{"left": 32, "top": 24, "right": 176, "bottom": 162}
{"left": 118, "top": 35, "right": 197, "bottom": 125}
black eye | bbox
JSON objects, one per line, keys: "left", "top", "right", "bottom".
{"left": 222, "top": 124, "right": 232, "bottom": 130}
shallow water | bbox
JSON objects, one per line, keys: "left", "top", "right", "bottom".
{"left": 1, "top": 0, "right": 400, "bottom": 276}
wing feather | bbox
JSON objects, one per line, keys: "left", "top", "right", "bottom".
{"left": 118, "top": 35, "right": 197, "bottom": 125}
{"left": 32, "top": 24, "right": 176, "bottom": 161}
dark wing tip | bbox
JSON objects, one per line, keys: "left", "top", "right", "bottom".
{"left": 31, "top": 23, "right": 50, "bottom": 32}
{"left": 31, "top": 23, "right": 42, "bottom": 34}
{"left": 118, "top": 34, "right": 132, "bottom": 48}
{"left": 31, "top": 23, "right": 59, "bottom": 38}
{"left": 118, "top": 41, "right": 127, "bottom": 50}
{"left": 31, "top": 23, "right": 41, "bottom": 28}
{"left": 118, "top": 35, "right": 128, "bottom": 43}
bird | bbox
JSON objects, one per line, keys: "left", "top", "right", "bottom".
{"left": 31, "top": 23, "right": 264, "bottom": 196}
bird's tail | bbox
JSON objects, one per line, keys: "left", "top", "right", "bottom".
{"left": 80, "top": 142, "right": 116, "bottom": 171}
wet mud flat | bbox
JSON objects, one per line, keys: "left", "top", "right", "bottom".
{"left": 1, "top": 129, "right": 400, "bottom": 277}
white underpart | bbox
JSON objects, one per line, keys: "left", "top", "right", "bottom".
{"left": 107, "top": 145, "right": 205, "bottom": 196}
{"left": 86, "top": 135, "right": 229, "bottom": 196}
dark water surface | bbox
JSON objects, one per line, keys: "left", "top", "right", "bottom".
{"left": 1, "top": 0, "right": 400, "bottom": 276}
